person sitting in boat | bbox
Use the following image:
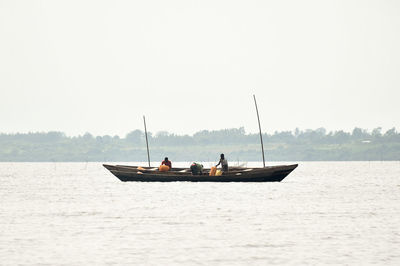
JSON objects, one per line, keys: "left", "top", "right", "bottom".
{"left": 161, "top": 157, "right": 172, "bottom": 169}
{"left": 216, "top": 153, "right": 228, "bottom": 172}
{"left": 190, "top": 162, "right": 203, "bottom": 175}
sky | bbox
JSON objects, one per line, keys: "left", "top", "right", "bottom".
{"left": 1, "top": 0, "right": 399, "bottom": 137}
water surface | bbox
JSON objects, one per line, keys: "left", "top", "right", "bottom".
{"left": 1, "top": 162, "right": 399, "bottom": 265}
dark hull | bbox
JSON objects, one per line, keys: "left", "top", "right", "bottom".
{"left": 103, "top": 164, "right": 298, "bottom": 182}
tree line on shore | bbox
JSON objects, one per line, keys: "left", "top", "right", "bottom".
{"left": 0, "top": 127, "right": 399, "bottom": 161}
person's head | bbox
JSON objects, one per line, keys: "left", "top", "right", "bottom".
{"left": 165, "top": 157, "right": 168, "bottom": 161}
{"left": 220, "top": 153, "right": 224, "bottom": 159}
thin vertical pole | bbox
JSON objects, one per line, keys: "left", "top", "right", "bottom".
{"left": 253, "top": 95, "right": 266, "bottom": 168}
{"left": 143, "top": 115, "right": 151, "bottom": 167}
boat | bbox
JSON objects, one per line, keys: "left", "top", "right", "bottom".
{"left": 103, "top": 95, "right": 298, "bottom": 182}
{"left": 103, "top": 164, "right": 298, "bottom": 182}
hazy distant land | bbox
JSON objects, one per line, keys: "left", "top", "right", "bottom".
{"left": 0, "top": 127, "right": 399, "bottom": 162}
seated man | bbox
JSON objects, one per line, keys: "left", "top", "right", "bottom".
{"left": 190, "top": 162, "right": 203, "bottom": 175}
{"left": 161, "top": 157, "right": 172, "bottom": 169}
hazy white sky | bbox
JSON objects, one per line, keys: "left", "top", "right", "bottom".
{"left": 1, "top": 0, "right": 399, "bottom": 137}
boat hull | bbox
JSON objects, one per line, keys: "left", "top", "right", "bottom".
{"left": 103, "top": 164, "right": 298, "bottom": 182}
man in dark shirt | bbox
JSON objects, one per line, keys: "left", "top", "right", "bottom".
{"left": 190, "top": 162, "right": 203, "bottom": 175}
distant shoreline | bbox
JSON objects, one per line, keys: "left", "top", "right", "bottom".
{"left": 1, "top": 127, "right": 399, "bottom": 161}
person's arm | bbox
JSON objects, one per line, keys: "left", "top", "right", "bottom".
{"left": 215, "top": 159, "right": 221, "bottom": 167}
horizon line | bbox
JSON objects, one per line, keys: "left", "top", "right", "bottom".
{"left": 0, "top": 126, "right": 396, "bottom": 138}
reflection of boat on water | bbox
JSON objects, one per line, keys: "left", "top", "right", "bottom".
{"left": 103, "top": 164, "right": 298, "bottom": 182}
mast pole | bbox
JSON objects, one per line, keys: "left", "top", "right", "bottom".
{"left": 143, "top": 115, "right": 151, "bottom": 167}
{"left": 253, "top": 94, "right": 266, "bottom": 168}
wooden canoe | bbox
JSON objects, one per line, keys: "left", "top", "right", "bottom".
{"left": 103, "top": 164, "right": 298, "bottom": 182}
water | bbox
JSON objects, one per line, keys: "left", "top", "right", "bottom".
{"left": 1, "top": 161, "right": 399, "bottom": 265}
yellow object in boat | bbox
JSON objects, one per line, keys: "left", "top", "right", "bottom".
{"left": 159, "top": 165, "right": 170, "bottom": 172}
{"left": 209, "top": 166, "right": 217, "bottom": 176}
